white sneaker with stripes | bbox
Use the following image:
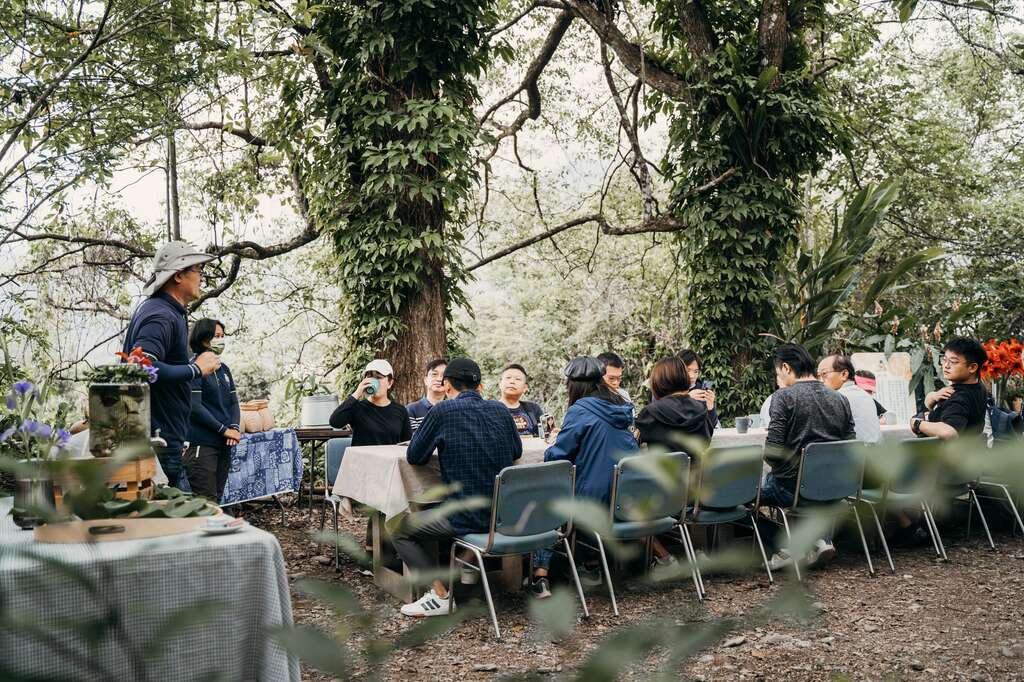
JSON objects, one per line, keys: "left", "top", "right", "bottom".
{"left": 400, "top": 590, "right": 450, "bottom": 617}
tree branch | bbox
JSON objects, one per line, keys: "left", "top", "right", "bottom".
{"left": 466, "top": 214, "right": 602, "bottom": 272}
{"left": 191, "top": 255, "right": 241, "bottom": 310}
{"left": 181, "top": 121, "right": 268, "bottom": 146}
{"left": 562, "top": 0, "right": 691, "bottom": 102}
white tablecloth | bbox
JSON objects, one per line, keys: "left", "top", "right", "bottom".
{"left": 710, "top": 424, "right": 916, "bottom": 448}
{"left": 333, "top": 437, "right": 549, "bottom": 519}
{"left": 0, "top": 498, "right": 299, "bottom": 682}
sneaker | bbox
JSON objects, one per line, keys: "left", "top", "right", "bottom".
{"left": 579, "top": 566, "right": 602, "bottom": 587}
{"left": 805, "top": 539, "right": 836, "bottom": 569}
{"left": 529, "top": 576, "right": 552, "bottom": 599}
{"left": 400, "top": 589, "right": 450, "bottom": 617}
{"left": 652, "top": 553, "right": 679, "bottom": 568}
{"left": 768, "top": 549, "right": 794, "bottom": 571}
{"left": 460, "top": 565, "right": 479, "bottom": 585}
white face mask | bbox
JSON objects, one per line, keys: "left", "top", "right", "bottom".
{"left": 210, "top": 338, "right": 227, "bottom": 355}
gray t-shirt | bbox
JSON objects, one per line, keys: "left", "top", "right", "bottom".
{"left": 765, "top": 380, "right": 856, "bottom": 485}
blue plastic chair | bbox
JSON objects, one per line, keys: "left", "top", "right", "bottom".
{"left": 575, "top": 451, "right": 699, "bottom": 616}
{"left": 764, "top": 439, "right": 874, "bottom": 580}
{"left": 683, "top": 445, "right": 774, "bottom": 596}
{"left": 317, "top": 437, "right": 351, "bottom": 567}
{"left": 449, "top": 460, "right": 587, "bottom": 639}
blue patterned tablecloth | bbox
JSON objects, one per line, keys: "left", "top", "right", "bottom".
{"left": 221, "top": 428, "right": 304, "bottom": 506}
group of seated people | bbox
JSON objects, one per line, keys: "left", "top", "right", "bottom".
{"left": 328, "top": 336, "right": 993, "bottom": 618}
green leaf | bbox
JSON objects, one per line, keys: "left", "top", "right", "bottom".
{"left": 272, "top": 625, "right": 350, "bottom": 678}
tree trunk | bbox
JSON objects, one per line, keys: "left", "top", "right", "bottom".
{"left": 384, "top": 262, "right": 447, "bottom": 405}
{"left": 166, "top": 131, "right": 181, "bottom": 241}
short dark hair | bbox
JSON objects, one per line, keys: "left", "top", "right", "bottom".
{"left": 774, "top": 343, "right": 816, "bottom": 378}
{"left": 424, "top": 358, "right": 447, "bottom": 375}
{"left": 445, "top": 376, "right": 476, "bottom": 392}
{"left": 501, "top": 363, "right": 529, "bottom": 381}
{"left": 567, "top": 378, "right": 626, "bottom": 407}
{"left": 943, "top": 336, "right": 988, "bottom": 377}
{"left": 855, "top": 369, "right": 876, "bottom": 380}
{"left": 189, "top": 318, "right": 224, "bottom": 355}
{"left": 678, "top": 349, "right": 701, "bottom": 369}
{"left": 829, "top": 355, "right": 856, "bottom": 382}
{"left": 650, "top": 356, "right": 691, "bottom": 399}
{"left": 597, "top": 352, "right": 623, "bottom": 369}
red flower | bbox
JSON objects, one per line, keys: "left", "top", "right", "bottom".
{"left": 116, "top": 347, "right": 153, "bottom": 368}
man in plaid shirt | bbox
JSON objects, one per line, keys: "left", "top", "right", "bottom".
{"left": 393, "top": 357, "right": 522, "bottom": 618}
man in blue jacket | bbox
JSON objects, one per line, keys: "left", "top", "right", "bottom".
{"left": 392, "top": 357, "right": 522, "bottom": 618}
{"left": 123, "top": 242, "right": 221, "bottom": 488}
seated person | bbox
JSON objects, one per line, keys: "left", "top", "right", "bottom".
{"left": 912, "top": 337, "right": 988, "bottom": 440}
{"left": 597, "top": 351, "right": 632, "bottom": 403}
{"left": 679, "top": 349, "right": 719, "bottom": 427}
{"left": 406, "top": 358, "right": 447, "bottom": 433}
{"left": 392, "top": 358, "right": 522, "bottom": 617}
{"left": 854, "top": 369, "right": 889, "bottom": 422}
{"left": 497, "top": 363, "right": 545, "bottom": 436}
{"left": 761, "top": 344, "right": 855, "bottom": 570}
{"left": 817, "top": 354, "right": 881, "bottom": 444}
{"left": 531, "top": 356, "right": 639, "bottom": 597}
{"left": 329, "top": 359, "right": 411, "bottom": 446}
{"left": 636, "top": 355, "right": 716, "bottom": 567}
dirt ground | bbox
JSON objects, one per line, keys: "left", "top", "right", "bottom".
{"left": 241, "top": 498, "right": 1024, "bottom": 681}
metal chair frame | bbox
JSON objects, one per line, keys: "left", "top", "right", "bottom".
{"left": 573, "top": 452, "right": 701, "bottom": 616}
{"left": 448, "top": 462, "right": 589, "bottom": 639}
{"left": 317, "top": 437, "right": 351, "bottom": 568}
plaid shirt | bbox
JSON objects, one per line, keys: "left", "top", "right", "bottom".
{"left": 407, "top": 390, "right": 522, "bottom": 533}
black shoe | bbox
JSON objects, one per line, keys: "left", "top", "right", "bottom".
{"left": 892, "top": 524, "right": 931, "bottom": 548}
{"left": 530, "top": 576, "right": 552, "bottom": 599}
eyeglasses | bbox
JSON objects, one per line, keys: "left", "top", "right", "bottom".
{"left": 940, "top": 356, "right": 964, "bottom": 367}
{"left": 816, "top": 370, "right": 837, "bottom": 379}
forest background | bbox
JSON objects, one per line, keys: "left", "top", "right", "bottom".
{"left": 3, "top": 0, "right": 1023, "bottom": 423}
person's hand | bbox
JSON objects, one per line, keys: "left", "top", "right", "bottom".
{"left": 925, "top": 386, "right": 954, "bottom": 409}
{"left": 690, "top": 389, "right": 715, "bottom": 410}
{"left": 224, "top": 428, "right": 242, "bottom": 446}
{"left": 351, "top": 377, "right": 376, "bottom": 400}
{"left": 195, "top": 351, "right": 221, "bottom": 376}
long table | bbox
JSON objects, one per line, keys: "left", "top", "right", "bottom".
{"left": 0, "top": 498, "right": 299, "bottom": 681}
{"left": 712, "top": 423, "right": 916, "bottom": 448}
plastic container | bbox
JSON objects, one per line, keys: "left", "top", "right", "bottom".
{"left": 300, "top": 395, "right": 339, "bottom": 427}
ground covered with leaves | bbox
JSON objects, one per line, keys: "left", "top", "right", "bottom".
{"left": 242, "top": 499, "right": 1024, "bottom": 681}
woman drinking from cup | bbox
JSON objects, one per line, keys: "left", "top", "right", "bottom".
{"left": 329, "top": 359, "right": 411, "bottom": 446}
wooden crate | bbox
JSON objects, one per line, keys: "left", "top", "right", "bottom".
{"left": 55, "top": 455, "right": 158, "bottom": 506}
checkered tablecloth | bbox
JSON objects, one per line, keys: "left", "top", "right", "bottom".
{"left": 0, "top": 497, "right": 299, "bottom": 681}
{"left": 221, "top": 428, "right": 304, "bottom": 506}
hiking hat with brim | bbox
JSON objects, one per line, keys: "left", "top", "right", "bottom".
{"left": 143, "top": 241, "right": 217, "bottom": 296}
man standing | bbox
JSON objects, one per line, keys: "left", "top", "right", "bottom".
{"left": 597, "top": 351, "right": 632, "bottom": 403}
{"left": 497, "top": 364, "right": 545, "bottom": 436}
{"left": 405, "top": 358, "right": 447, "bottom": 433}
{"left": 817, "top": 354, "right": 882, "bottom": 443}
{"left": 124, "top": 242, "right": 221, "bottom": 488}
{"left": 762, "top": 344, "right": 856, "bottom": 570}
{"left": 912, "top": 337, "right": 989, "bottom": 440}
{"left": 393, "top": 357, "right": 522, "bottom": 617}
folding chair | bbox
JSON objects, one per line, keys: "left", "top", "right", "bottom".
{"left": 317, "top": 436, "right": 351, "bottom": 567}
{"left": 449, "top": 460, "right": 588, "bottom": 639}
{"left": 575, "top": 451, "right": 701, "bottom": 616}
{"left": 765, "top": 439, "right": 876, "bottom": 580}
{"left": 683, "top": 445, "right": 775, "bottom": 596}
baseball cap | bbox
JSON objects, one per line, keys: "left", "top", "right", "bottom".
{"left": 443, "top": 357, "right": 481, "bottom": 384}
{"left": 363, "top": 359, "right": 394, "bottom": 377}
{"left": 143, "top": 241, "right": 217, "bottom": 296}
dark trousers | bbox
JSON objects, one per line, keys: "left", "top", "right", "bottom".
{"left": 184, "top": 445, "right": 230, "bottom": 502}
{"left": 391, "top": 511, "right": 458, "bottom": 576}
{"left": 756, "top": 472, "right": 797, "bottom": 552}
{"left": 155, "top": 446, "right": 190, "bottom": 491}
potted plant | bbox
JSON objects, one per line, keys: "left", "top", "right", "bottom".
{"left": 85, "top": 347, "right": 158, "bottom": 457}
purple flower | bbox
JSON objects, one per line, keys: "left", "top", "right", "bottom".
{"left": 55, "top": 429, "right": 71, "bottom": 448}
{"left": 0, "top": 426, "right": 15, "bottom": 442}
{"left": 4, "top": 393, "right": 14, "bottom": 410}
{"left": 36, "top": 424, "right": 52, "bottom": 440}
{"left": 13, "top": 380, "right": 33, "bottom": 395}
{"left": 144, "top": 365, "right": 159, "bottom": 384}
{"left": 19, "top": 420, "right": 40, "bottom": 436}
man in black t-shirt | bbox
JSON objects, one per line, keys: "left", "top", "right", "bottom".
{"left": 911, "top": 337, "right": 988, "bottom": 440}
{"left": 497, "top": 364, "right": 545, "bottom": 436}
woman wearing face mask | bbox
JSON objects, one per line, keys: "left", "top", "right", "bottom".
{"left": 329, "top": 359, "right": 411, "bottom": 446}
{"left": 185, "top": 318, "right": 241, "bottom": 501}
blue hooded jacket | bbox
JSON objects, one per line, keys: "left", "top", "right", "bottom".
{"left": 544, "top": 396, "right": 639, "bottom": 505}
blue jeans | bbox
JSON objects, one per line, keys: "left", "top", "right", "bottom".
{"left": 155, "top": 446, "right": 191, "bottom": 492}
{"left": 757, "top": 472, "right": 796, "bottom": 551}
{"left": 533, "top": 547, "right": 555, "bottom": 571}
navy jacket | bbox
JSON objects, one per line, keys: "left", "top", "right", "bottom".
{"left": 122, "top": 292, "right": 201, "bottom": 449}
{"left": 406, "top": 391, "right": 522, "bottom": 533}
{"left": 188, "top": 362, "right": 240, "bottom": 448}
{"left": 544, "top": 397, "right": 639, "bottom": 506}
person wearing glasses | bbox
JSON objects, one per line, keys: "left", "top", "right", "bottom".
{"left": 678, "top": 349, "right": 719, "bottom": 427}
{"left": 329, "top": 359, "right": 411, "bottom": 446}
{"left": 912, "top": 337, "right": 988, "bottom": 439}
{"left": 406, "top": 358, "right": 447, "bottom": 433}
{"left": 816, "top": 354, "right": 881, "bottom": 443}
{"left": 124, "top": 242, "right": 222, "bottom": 489}
{"left": 597, "top": 351, "right": 632, "bottom": 403}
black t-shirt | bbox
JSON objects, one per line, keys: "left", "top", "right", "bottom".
{"left": 506, "top": 400, "right": 544, "bottom": 436}
{"left": 329, "top": 396, "right": 411, "bottom": 446}
{"left": 927, "top": 382, "right": 987, "bottom": 435}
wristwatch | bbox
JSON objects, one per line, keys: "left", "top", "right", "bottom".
{"left": 911, "top": 417, "right": 923, "bottom": 435}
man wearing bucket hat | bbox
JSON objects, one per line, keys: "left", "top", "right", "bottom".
{"left": 123, "top": 241, "right": 222, "bottom": 489}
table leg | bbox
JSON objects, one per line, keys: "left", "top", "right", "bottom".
{"left": 371, "top": 512, "right": 416, "bottom": 603}
{"left": 498, "top": 555, "right": 525, "bottom": 592}
{"left": 306, "top": 442, "right": 320, "bottom": 522}
{"left": 271, "top": 494, "right": 285, "bottom": 525}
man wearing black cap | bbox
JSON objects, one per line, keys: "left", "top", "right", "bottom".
{"left": 393, "top": 357, "right": 523, "bottom": 618}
